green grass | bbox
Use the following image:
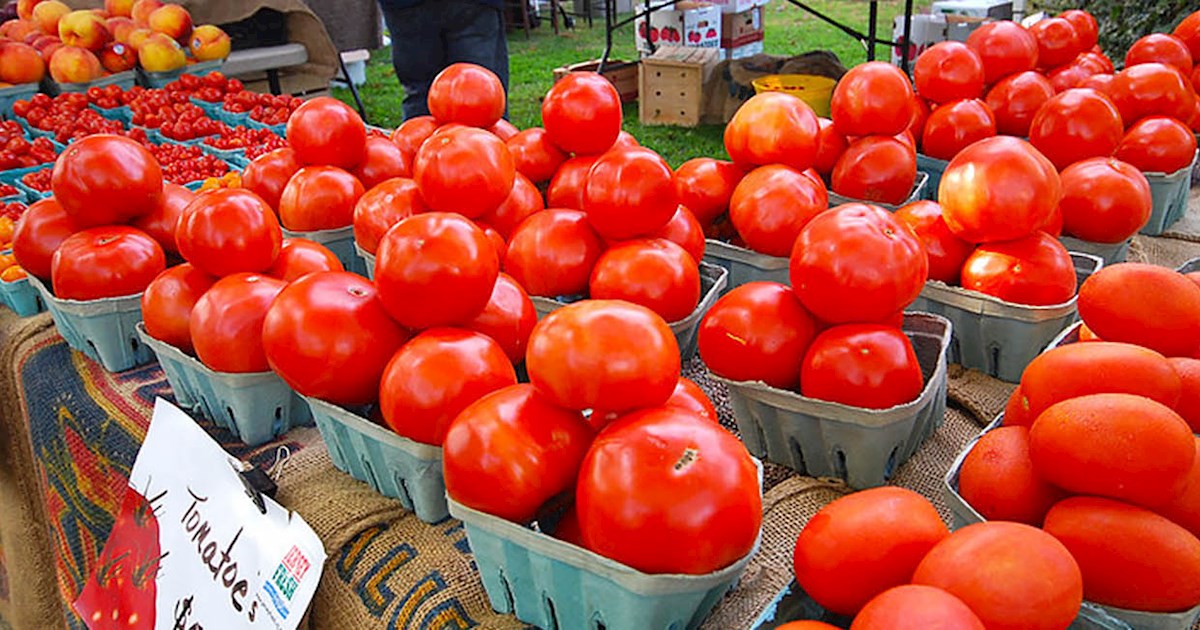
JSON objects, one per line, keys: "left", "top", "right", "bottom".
{"left": 333, "top": 0, "right": 903, "bottom": 167}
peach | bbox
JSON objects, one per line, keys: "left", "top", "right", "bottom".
{"left": 0, "top": 41, "right": 46, "bottom": 84}
{"left": 58, "top": 10, "right": 110, "bottom": 52}
{"left": 106, "top": 16, "right": 136, "bottom": 44}
{"left": 21, "top": 30, "right": 42, "bottom": 45}
{"left": 147, "top": 4, "right": 190, "bottom": 45}
{"left": 32, "top": 0, "right": 70, "bottom": 36}
{"left": 137, "top": 32, "right": 184, "bottom": 72}
{"left": 105, "top": 0, "right": 135, "bottom": 18}
{"left": 127, "top": 27, "right": 152, "bottom": 50}
{"left": 48, "top": 45, "right": 102, "bottom": 83}
{"left": 99, "top": 40, "right": 136, "bottom": 72}
{"left": 188, "top": 24, "right": 229, "bottom": 61}
{"left": 36, "top": 39, "right": 62, "bottom": 62}
{"left": 130, "top": 0, "right": 163, "bottom": 26}
{"left": 0, "top": 19, "right": 40, "bottom": 43}
{"left": 16, "top": 0, "right": 44, "bottom": 21}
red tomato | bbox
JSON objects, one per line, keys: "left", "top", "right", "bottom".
{"left": 589, "top": 239, "right": 700, "bottom": 323}
{"left": 285, "top": 96, "right": 367, "bottom": 169}
{"left": 729, "top": 164, "right": 828, "bottom": 257}
{"left": 189, "top": 273, "right": 287, "bottom": 373}
{"left": 938, "top": 136, "right": 1061, "bottom": 243}
{"left": 266, "top": 238, "right": 343, "bottom": 282}
{"left": 613, "top": 130, "right": 639, "bottom": 150}
{"left": 1108, "top": 62, "right": 1196, "bottom": 126}
{"left": 463, "top": 273, "right": 537, "bottom": 363}
{"left": 427, "top": 62, "right": 505, "bottom": 128}
{"left": 504, "top": 208, "right": 603, "bottom": 298}
{"left": 478, "top": 172, "right": 543, "bottom": 240}
{"left": 830, "top": 62, "right": 915, "bottom": 137}
{"left": 667, "top": 377, "right": 718, "bottom": 423}
{"left": 1126, "top": 33, "right": 1193, "bottom": 76}
{"left": 481, "top": 225, "right": 506, "bottom": 265}
{"left": 262, "top": 271, "right": 409, "bottom": 405}
{"left": 1176, "top": 10, "right": 1200, "bottom": 60}
{"left": 966, "top": 21, "right": 1040, "bottom": 86}
{"left": 913, "top": 41, "right": 985, "bottom": 104}
{"left": 241, "top": 147, "right": 301, "bottom": 212}
{"left": 140, "top": 263, "right": 216, "bottom": 355}
{"left": 1078, "top": 72, "right": 1115, "bottom": 95}
{"left": 958, "top": 425, "right": 1066, "bottom": 525}
{"left": 352, "top": 136, "right": 411, "bottom": 189}
{"left": 791, "top": 204, "right": 927, "bottom": 324}
{"left": 487, "top": 118, "right": 519, "bottom": 141}
{"left": 894, "top": 200, "right": 974, "bottom": 284}
{"left": 577, "top": 407, "right": 761, "bottom": 574}
{"left": 1028, "top": 17, "right": 1083, "bottom": 69}
{"left": 375, "top": 212, "right": 498, "bottom": 329}
{"left": 505, "top": 127, "right": 567, "bottom": 184}
{"left": 413, "top": 127, "right": 515, "bottom": 218}
{"left": 920, "top": 98, "right": 996, "bottom": 161}
{"left": 541, "top": 72, "right": 621, "bottom": 155}
{"left": 794, "top": 487, "right": 949, "bottom": 615}
{"left": 1059, "top": 10, "right": 1098, "bottom": 50}
{"left": 986, "top": 71, "right": 1055, "bottom": 137}
{"left": 960, "top": 232, "right": 1075, "bottom": 306}
{"left": 851, "top": 585, "right": 985, "bottom": 630}
{"left": 50, "top": 134, "right": 162, "bottom": 227}
{"left": 351, "top": 177, "right": 426, "bottom": 255}
{"left": 1169, "top": 359, "right": 1200, "bottom": 432}
{"left": 277, "top": 166, "right": 365, "bottom": 231}
{"left": 1059, "top": 157, "right": 1152, "bottom": 243}
{"left": 1078, "top": 263, "right": 1200, "bottom": 358}
{"left": 724, "top": 91, "right": 820, "bottom": 171}
{"left": 813, "top": 117, "right": 848, "bottom": 177}
{"left": 1047, "top": 61, "right": 1095, "bottom": 93}
{"left": 646, "top": 205, "right": 705, "bottom": 264}
{"left": 583, "top": 147, "right": 676, "bottom": 239}
{"left": 830, "top": 136, "right": 917, "bottom": 205}
{"left": 1029, "top": 88, "right": 1124, "bottom": 171}
{"left": 801, "top": 324, "right": 924, "bottom": 409}
{"left": 526, "top": 299, "right": 679, "bottom": 412}
{"left": 672, "top": 157, "right": 744, "bottom": 226}
{"left": 379, "top": 328, "right": 517, "bottom": 445}
{"left": 698, "top": 282, "right": 817, "bottom": 389}
{"left": 443, "top": 383, "right": 591, "bottom": 522}
{"left": 129, "top": 183, "right": 194, "bottom": 255}
{"left": 389, "top": 115, "right": 438, "bottom": 160}
{"left": 12, "top": 197, "right": 75, "bottom": 281}
{"left": 545, "top": 155, "right": 597, "bottom": 210}
{"left": 176, "top": 189, "right": 282, "bottom": 277}
{"left": 1115, "top": 115, "right": 1198, "bottom": 174}
{"left": 51, "top": 226, "right": 164, "bottom": 300}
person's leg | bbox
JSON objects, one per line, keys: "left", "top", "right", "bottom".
{"left": 442, "top": 1, "right": 511, "bottom": 104}
{"left": 380, "top": 2, "right": 444, "bottom": 120}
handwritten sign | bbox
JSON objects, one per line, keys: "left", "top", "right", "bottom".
{"left": 75, "top": 399, "right": 325, "bottom": 630}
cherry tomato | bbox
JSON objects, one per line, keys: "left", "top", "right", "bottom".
{"left": 542, "top": 72, "right": 621, "bottom": 155}
{"left": 939, "top": 136, "right": 1061, "bottom": 243}
{"left": 352, "top": 177, "right": 427, "bottom": 255}
{"left": 50, "top": 134, "right": 163, "bottom": 227}
{"left": 589, "top": 238, "right": 700, "bottom": 323}
{"left": 1126, "top": 33, "right": 1193, "bottom": 76}
{"left": 583, "top": 147, "right": 676, "bottom": 240}
{"left": 672, "top": 157, "right": 744, "bottom": 226}
{"left": 286, "top": 96, "right": 367, "bottom": 169}
{"left": 913, "top": 41, "right": 985, "bottom": 104}
{"left": 504, "top": 208, "right": 603, "bottom": 298}
{"left": 353, "top": 136, "right": 411, "bottom": 189}
{"left": 176, "top": 188, "right": 283, "bottom": 277}
{"left": 140, "top": 263, "right": 216, "bottom": 355}
{"left": 1028, "top": 17, "right": 1083, "bottom": 69}
{"left": 576, "top": 407, "right": 761, "bottom": 574}
{"left": 463, "top": 273, "right": 537, "bottom": 363}
{"left": 12, "top": 197, "right": 75, "bottom": 281}
{"left": 1108, "top": 62, "right": 1196, "bottom": 126}
{"left": 51, "top": 226, "right": 165, "bottom": 300}
{"left": 443, "top": 383, "right": 591, "bottom": 522}
{"left": 478, "top": 172, "right": 544, "bottom": 240}
{"left": 813, "top": 117, "right": 849, "bottom": 177}
{"left": 277, "top": 166, "right": 365, "bottom": 231}
{"left": 920, "top": 98, "right": 996, "bottom": 161}
{"left": 724, "top": 91, "right": 820, "bottom": 171}
{"left": 505, "top": 127, "right": 567, "bottom": 184}
{"left": 526, "top": 299, "right": 679, "bottom": 412}
{"left": 698, "top": 281, "right": 817, "bottom": 389}
{"left": 1059, "top": 158, "right": 1152, "bottom": 243}
{"left": 966, "top": 21, "right": 1040, "bottom": 86}
{"left": 130, "top": 183, "right": 195, "bottom": 255}
{"left": 1059, "top": 9, "right": 1098, "bottom": 50}
{"left": 646, "top": 205, "right": 705, "bottom": 264}
{"left": 413, "top": 126, "right": 515, "bottom": 218}
{"left": 1029, "top": 88, "right": 1124, "bottom": 171}
{"left": 790, "top": 204, "right": 927, "bottom": 325}
{"left": 427, "top": 62, "right": 506, "bottom": 128}
{"left": 894, "top": 200, "right": 974, "bottom": 285}
{"left": 830, "top": 62, "right": 915, "bottom": 137}
{"left": 1115, "top": 116, "right": 1198, "bottom": 174}
{"left": 189, "top": 273, "right": 287, "bottom": 372}
{"left": 801, "top": 324, "right": 924, "bottom": 409}
{"left": 961, "top": 232, "right": 1076, "bottom": 306}
{"left": 375, "top": 212, "right": 498, "bottom": 329}
{"left": 985, "top": 71, "right": 1055, "bottom": 137}
{"left": 729, "top": 164, "right": 828, "bottom": 257}
{"left": 546, "top": 155, "right": 597, "bottom": 210}
{"left": 380, "top": 328, "right": 517, "bottom": 445}
{"left": 831, "top": 136, "right": 917, "bottom": 206}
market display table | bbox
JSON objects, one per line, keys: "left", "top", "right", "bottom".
{"left": 2, "top": 187, "right": 1199, "bottom": 629}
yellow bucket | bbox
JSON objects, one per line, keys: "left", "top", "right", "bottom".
{"left": 751, "top": 74, "right": 837, "bottom": 118}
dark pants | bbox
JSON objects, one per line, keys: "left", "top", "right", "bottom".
{"left": 380, "top": 1, "right": 510, "bottom": 121}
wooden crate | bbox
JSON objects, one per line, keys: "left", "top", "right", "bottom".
{"left": 553, "top": 59, "right": 640, "bottom": 103}
{"left": 638, "top": 46, "right": 721, "bottom": 127}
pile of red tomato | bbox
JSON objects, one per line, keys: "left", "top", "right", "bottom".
{"left": 12, "top": 93, "right": 126, "bottom": 145}
{"left": 0, "top": 120, "right": 60, "bottom": 170}
{"left": 164, "top": 72, "right": 246, "bottom": 105}
{"left": 222, "top": 89, "right": 305, "bottom": 126}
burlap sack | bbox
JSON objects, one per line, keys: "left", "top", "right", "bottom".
{"left": 700, "top": 51, "right": 847, "bottom": 126}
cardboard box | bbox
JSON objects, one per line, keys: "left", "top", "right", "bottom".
{"left": 639, "top": 46, "right": 721, "bottom": 127}
{"left": 553, "top": 59, "right": 639, "bottom": 103}
{"left": 723, "top": 38, "right": 764, "bottom": 60}
{"left": 930, "top": 0, "right": 1013, "bottom": 20}
{"left": 720, "top": 6, "right": 764, "bottom": 48}
{"left": 890, "top": 13, "right": 946, "bottom": 66}
{"left": 635, "top": 3, "right": 722, "bottom": 56}
{"left": 946, "top": 15, "right": 991, "bottom": 42}
{"left": 707, "top": 0, "right": 770, "bottom": 14}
